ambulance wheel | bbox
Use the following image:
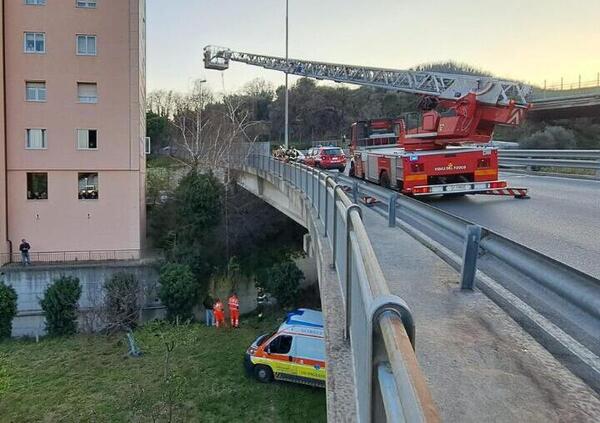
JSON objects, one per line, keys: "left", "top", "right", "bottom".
{"left": 254, "top": 365, "right": 273, "bottom": 383}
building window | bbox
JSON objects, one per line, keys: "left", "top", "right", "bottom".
{"left": 77, "top": 129, "right": 98, "bottom": 150}
{"left": 26, "top": 129, "right": 47, "bottom": 149}
{"left": 25, "top": 0, "right": 46, "bottom": 5}
{"left": 76, "top": 35, "right": 96, "bottom": 56}
{"left": 26, "top": 81, "right": 46, "bottom": 102}
{"left": 78, "top": 173, "right": 98, "bottom": 199}
{"left": 24, "top": 32, "right": 45, "bottom": 54}
{"left": 77, "top": 83, "right": 97, "bottom": 103}
{"left": 27, "top": 173, "right": 48, "bottom": 200}
{"left": 76, "top": 0, "right": 97, "bottom": 8}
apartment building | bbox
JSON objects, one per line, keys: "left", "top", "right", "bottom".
{"left": 0, "top": 0, "right": 146, "bottom": 264}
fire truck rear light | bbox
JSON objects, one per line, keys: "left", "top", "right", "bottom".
{"left": 413, "top": 186, "right": 431, "bottom": 194}
{"left": 489, "top": 181, "right": 507, "bottom": 189}
{"left": 410, "top": 163, "right": 425, "bottom": 173}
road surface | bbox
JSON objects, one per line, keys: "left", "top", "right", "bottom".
{"left": 427, "top": 173, "right": 600, "bottom": 278}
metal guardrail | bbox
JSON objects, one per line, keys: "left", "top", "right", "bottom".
{"left": 330, "top": 172, "right": 600, "bottom": 392}
{"left": 245, "top": 155, "right": 439, "bottom": 423}
{"left": 498, "top": 149, "right": 600, "bottom": 177}
{"left": 1, "top": 249, "right": 141, "bottom": 265}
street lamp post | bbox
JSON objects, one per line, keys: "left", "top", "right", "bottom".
{"left": 284, "top": 0, "right": 289, "bottom": 149}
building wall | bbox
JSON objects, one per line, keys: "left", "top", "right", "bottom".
{"left": 0, "top": 0, "right": 9, "bottom": 265}
{"left": 3, "top": 0, "right": 145, "bottom": 256}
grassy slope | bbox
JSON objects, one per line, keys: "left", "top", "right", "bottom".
{"left": 0, "top": 317, "right": 326, "bottom": 422}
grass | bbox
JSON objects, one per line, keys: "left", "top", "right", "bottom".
{"left": 0, "top": 315, "right": 326, "bottom": 422}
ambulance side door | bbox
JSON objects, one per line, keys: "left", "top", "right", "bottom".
{"left": 293, "top": 336, "right": 326, "bottom": 381}
{"left": 265, "top": 335, "right": 296, "bottom": 377}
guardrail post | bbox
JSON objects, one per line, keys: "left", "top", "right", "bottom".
{"left": 317, "top": 172, "right": 322, "bottom": 218}
{"left": 344, "top": 205, "right": 362, "bottom": 340}
{"left": 596, "top": 159, "right": 600, "bottom": 178}
{"left": 352, "top": 182, "right": 359, "bottom": 204}
{"left": 388, "top": 193, "right": 398, "bottom": 228}
{"left": 324, "top": 177, "right": 333, "bottom": 238}
{"left": 460, "top": 225, "right": 482, "bottom": 290}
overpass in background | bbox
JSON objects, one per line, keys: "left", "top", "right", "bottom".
{"left": 530, "top": 84, "right": 600, "bottom": 119}
{"left": 234, "top": 153, "right": 600, "bottom": 422}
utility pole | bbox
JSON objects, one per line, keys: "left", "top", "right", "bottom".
{"left": 284, "top": 0, "right": 289, "bottom": 149}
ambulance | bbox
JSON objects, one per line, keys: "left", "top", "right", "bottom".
{"left": 244, "top": 309, "right": 326, "bottom": 388}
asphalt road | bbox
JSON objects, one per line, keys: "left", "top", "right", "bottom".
{"left": 426, "top": 173, "right": 600, "bottom": 279}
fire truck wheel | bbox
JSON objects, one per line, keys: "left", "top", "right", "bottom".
{"left": 254, "top": 365, "right": 274, "bottom": 383}
{"left": 379, "top": 171, "right": 391, "bottom": 188}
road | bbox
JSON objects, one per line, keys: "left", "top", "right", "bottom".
{"left": 426, "top": 173, "right": 600, "bottom": 279}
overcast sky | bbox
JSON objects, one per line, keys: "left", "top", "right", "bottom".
{"left": 147, "top": 0, "right": 600, "bottom": 93}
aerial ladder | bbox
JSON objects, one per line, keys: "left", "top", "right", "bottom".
{"left": 204, "top": 45, "right": 531, "bottom": 198}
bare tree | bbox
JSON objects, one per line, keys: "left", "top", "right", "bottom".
{"left": 170, "top": 80, "right": 260, "bottom": 171}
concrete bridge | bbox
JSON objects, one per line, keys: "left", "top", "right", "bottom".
{"left": 530, "top": 86, "right": 600, "bottom": 119}
{"left": 235, "top": 154, "right": 600, "bottom": 422}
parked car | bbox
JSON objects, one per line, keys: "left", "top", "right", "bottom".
{"left": 304, "top": 146, "right": 346, "bottom": 171}
{"left": 244, "top": 309, "right": 326, "bottom": 388}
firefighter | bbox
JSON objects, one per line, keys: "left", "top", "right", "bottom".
{"left": 228, "top": 292, "right": 240, "bottom": 328}
{"left": 213, "top": 297, "right": 225, "bottom": 328}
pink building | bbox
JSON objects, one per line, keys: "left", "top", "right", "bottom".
{"left": 0, "top": 0, "right": 146, "bottom": 265}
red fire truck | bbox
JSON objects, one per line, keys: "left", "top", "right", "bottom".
{"left": 204, "top": 46, "right": 531, "bottom": 198}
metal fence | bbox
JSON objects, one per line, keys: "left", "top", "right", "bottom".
{"left": 327, "top": 171, "right": 600, "bottom": 393}
{"left": 498, "top": 149, "right": 600, "bottom": 177}
{"left": 1, "top": 249, "right": 141, "bottom": 266}
{"left": 245, "top": 155, "right": 438, "bottom": 422}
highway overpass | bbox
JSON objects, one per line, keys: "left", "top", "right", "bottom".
{"left": 530, "top": 86, "right": 600, "bottom": 119}
{"left": 234, "top": 154, "right": 600, "bottom": 422}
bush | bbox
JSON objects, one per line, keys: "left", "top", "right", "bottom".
{"left": 519, "top": 126, "right": 577, "bottom": 149}
{"left": 158, "top": 263, "right": 201, "bottom": 322}
{"left": 0, "top": 282, "right": 18, "bottom": 340}
{"left": 264, "top": 261, "right": 304, "bottom": 309}
{"left": 40, "top": 276, "right": 82, "bottom": 336}
{"left": 104, "top": 272, "right": 141, "bottom": 332}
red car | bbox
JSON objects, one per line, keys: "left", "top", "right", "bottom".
{"left": 305, "top": 147, "right": 347, "bottom": 171}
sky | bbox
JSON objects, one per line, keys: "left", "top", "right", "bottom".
{"left": 146, "top": 0, "right": 600, "bottom": 94}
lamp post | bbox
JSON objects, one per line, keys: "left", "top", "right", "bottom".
{"left": 284, "top": 0, "right": 289, "bottom": 149}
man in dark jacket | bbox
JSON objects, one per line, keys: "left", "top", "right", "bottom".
{"left": 19, "top": 239, "right": 31, "bottom": 266}
{"left": 203, "top": 293, "right": 214, "bottom": 327}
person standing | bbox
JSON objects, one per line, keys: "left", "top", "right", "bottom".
{"left": 256, "top": 287, "right": 267, "bottom": 320}
{"left": 203, "top": 293, "right": 215, "bottom": 327}
{"left": 228, "top": 292, "right": 240, "bottom": 328}
{"left": 19, "top": 239, "right": 31, "bottom": 266}
{"left": 213, "top": 298, "right": 225, "bottom": 328}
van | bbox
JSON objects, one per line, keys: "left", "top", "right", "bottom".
{"left": 244, "top": 309, "right": 326, "bottom": 388}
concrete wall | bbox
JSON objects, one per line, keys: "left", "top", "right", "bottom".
{"left": 2, "top": 260, "right": 160, "bottom": 337}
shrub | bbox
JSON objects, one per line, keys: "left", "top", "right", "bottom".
{"left": 0, "top": 282, "right": 18, "bottom": 340}
{"left": 158, "top": 263, "right": 201, "bottom": 322}
{"left": 519, "top": 126, "right": 577, "bottom": 149}
{"left": 104, "top": 272, "right": 141, "bottom": 332}
{"left": 264, "top": 261, "right": 304, "bottom": 309}
{"left": 40, "top": 276, "right": 82, "bottom": 336}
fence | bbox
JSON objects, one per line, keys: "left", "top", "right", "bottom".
{"left": 1, "top": 249, "right": 141, "bottom": 266}
{"left": 245, "top": 155, "right": 438, "bottom": 422}
{"left": 498, "top": 149, "right": 600, "bottom": 177}
{"left": 327, "top": 171, "right": 600, "bottom": 393}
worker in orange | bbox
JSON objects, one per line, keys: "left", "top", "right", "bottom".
{"left": 228, "top": 292, "right": 240, "bottom": 328}
{"left": 213, "top": 297, "right": 225, "bottom": 328}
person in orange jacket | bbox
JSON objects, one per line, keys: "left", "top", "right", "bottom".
{"left": 228, "top": 292, "right": 240, "bottom": 328}
{"left": 213, "top": 298, "right": 225, "bottom": 328}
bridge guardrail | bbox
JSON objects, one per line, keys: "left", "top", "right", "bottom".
{"left": 245, "top": 154, "right": 439, "bottom": 423}
{"left": 330, "top": 172, "right": 600, "bottom": 392}
{"left": 498, "top": 149, "right": 600, "bottom": 177}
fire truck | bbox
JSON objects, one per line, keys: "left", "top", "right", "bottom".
{"left": 204, "top": 46, "right": 532, "bottom": 198}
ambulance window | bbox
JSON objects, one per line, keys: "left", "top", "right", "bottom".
{"left": 295, "top": 336, "right": 324, "bottom": 361}
{"left": 268, "top": 335, "right": 293, "bottom": 354}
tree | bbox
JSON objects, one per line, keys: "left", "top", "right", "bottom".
{"left": 520, "top": 126, "right": 577, "bottom": 149}
{"left": 147, "top": 111, "right": 171, "bottom": 151}
{"left": 158, "top": 263, "right": 201, "bottom": 322}
{"left": 0, "top": 282, "right": 17, "bottom": 340}
{"left": 103, "top": 272, "right": 142, "bottom": 332}
{"left": 263, "top": 261, "right": 304, "bottom": 309}
{"left": 40, "top": 276, "right": 82, "bottom": 336}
